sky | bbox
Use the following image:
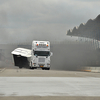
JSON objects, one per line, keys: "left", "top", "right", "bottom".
{"left": 0, "top": 0, "right": 100, "bottom": 44}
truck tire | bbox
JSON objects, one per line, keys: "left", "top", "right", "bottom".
{"left": 19, "top": 66, "right": 22, "bottom": 69}
{"left": 45, "top": 68, "right": 50, "bottom": 70}
{"left": 42, "top": 68, "right": 44, "bottom": 70}
{"left": 47, "top": 68, "right": 50, "bottom": 70}
{"left": 32, "top": 67, "right": 34, "bottom": 70}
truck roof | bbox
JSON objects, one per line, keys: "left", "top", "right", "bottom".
{"left": 32, "top": 41, "right": 50, "bottom": 51}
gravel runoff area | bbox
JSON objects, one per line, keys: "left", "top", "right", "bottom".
{"left": 0, "top": 68, "right": 100, "bottom": 77}
{"left": 0, "top": 68, "right": 100, "bottom": 100}
{"left": 0, "top": 96, "right": 100, "bottom": 100}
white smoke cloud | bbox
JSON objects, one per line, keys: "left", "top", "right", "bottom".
{"left": 0, "top": 0, "right": 100, "bottom": 43}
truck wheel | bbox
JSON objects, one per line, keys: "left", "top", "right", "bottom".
{"left": 47, "top": 68, "right": 50, "bottom": 70}
{"left": 32, "top": 67, "right": 34, "bottom": 70}
{"left": 45, "top": 68, "right": 50, "bottom": 70}
{"left": 19, "top": 66, "right": 22, "bottom": 69}
{"left": 42, "top": 68, "right": 44, "bottom": 70}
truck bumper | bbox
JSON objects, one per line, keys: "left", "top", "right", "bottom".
{"left": 32, "top": 63, "right": 50, "bottom": 68}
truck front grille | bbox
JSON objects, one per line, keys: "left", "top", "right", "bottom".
{"left": 38, "top": 58, "right": 45, "bottom": 62}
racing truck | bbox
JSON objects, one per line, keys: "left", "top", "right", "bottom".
{"left": 11, "top": 40, "right": 53, "bottom": 70}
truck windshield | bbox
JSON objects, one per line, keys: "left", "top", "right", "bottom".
{"left": 34, "top": 51, "right": 50, "bottom": 56}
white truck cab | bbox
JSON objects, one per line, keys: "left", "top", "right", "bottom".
{"left": 30, "top": 41, "right": 51, "bottom": 70}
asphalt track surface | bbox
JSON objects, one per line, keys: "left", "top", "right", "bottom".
{"left": 0, "top": 68, "right": 100, "bottom": 100}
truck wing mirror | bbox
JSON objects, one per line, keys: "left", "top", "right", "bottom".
{"left": 50, "top": 52, "right": 53, "bottom": 56}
